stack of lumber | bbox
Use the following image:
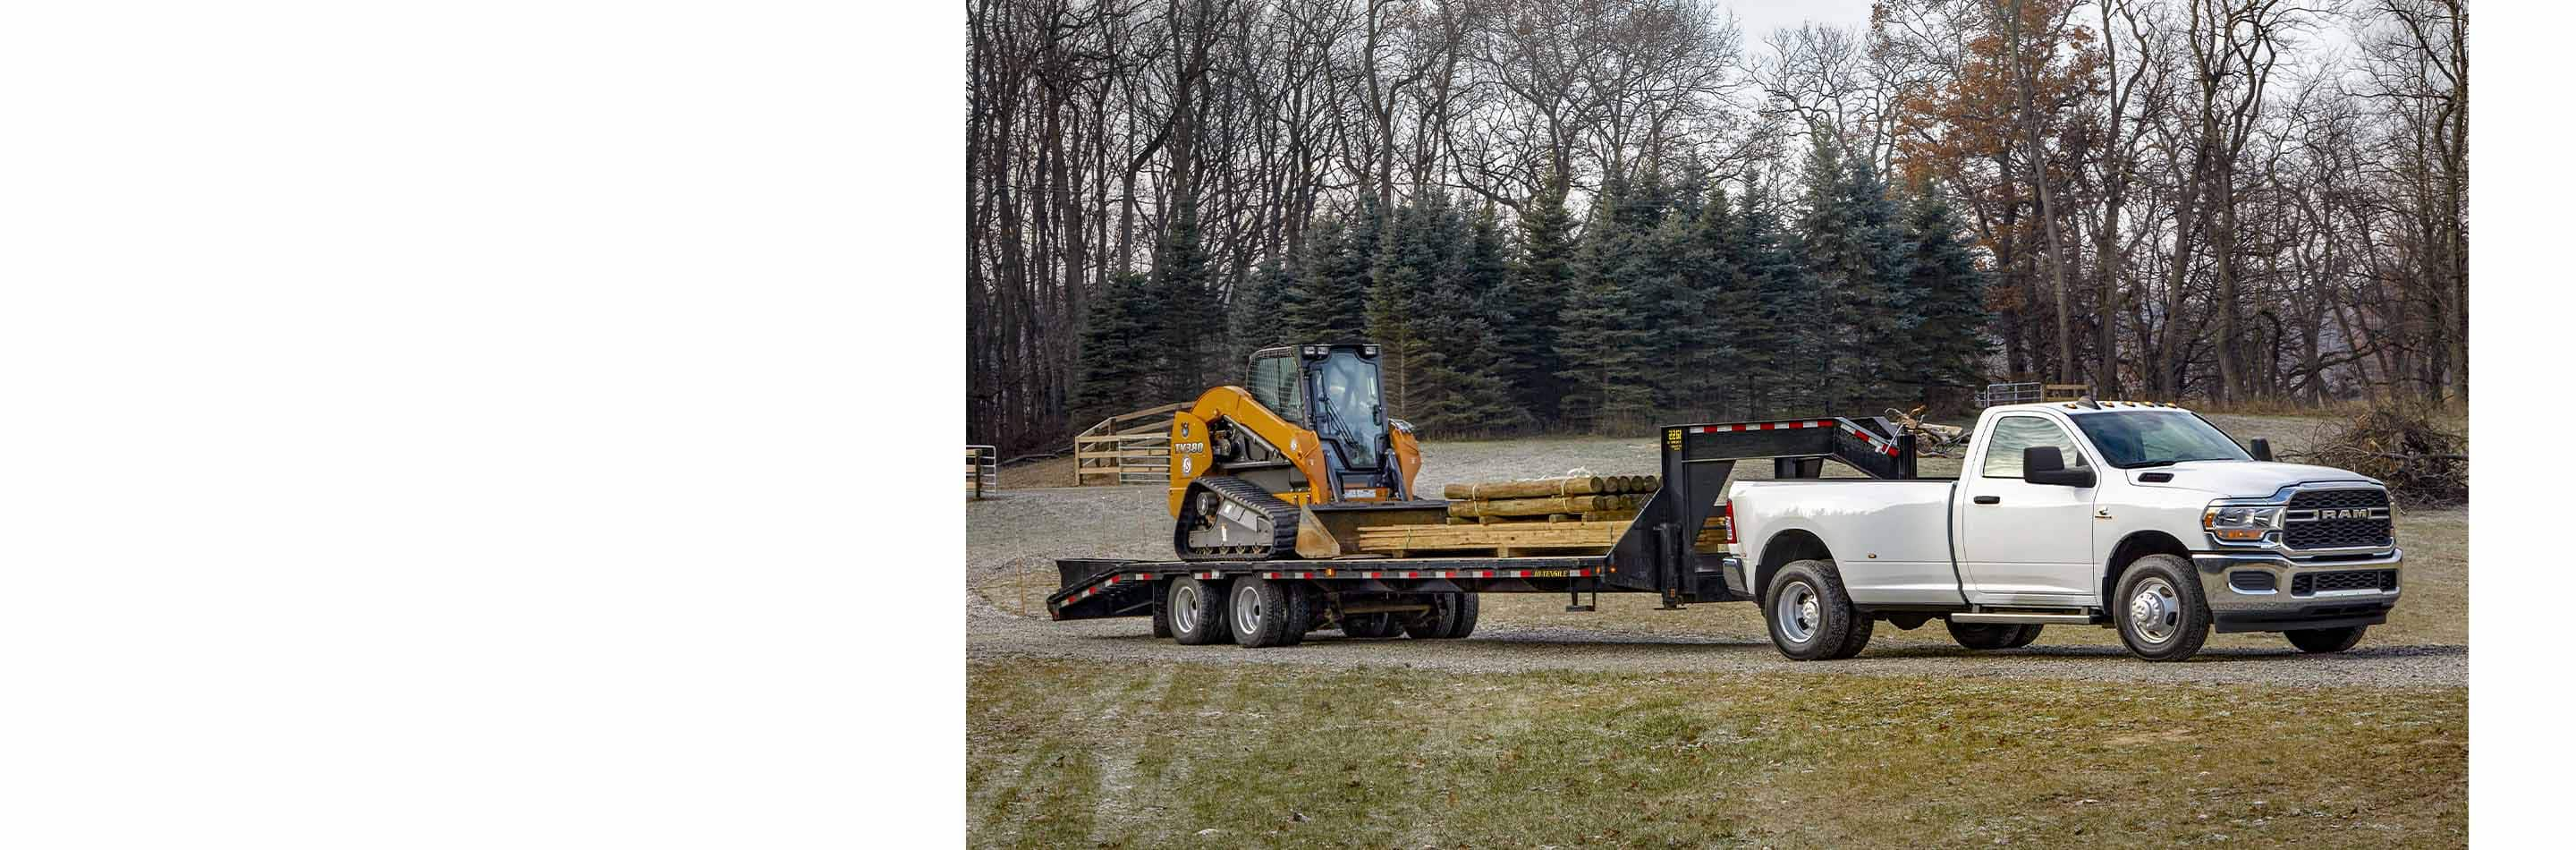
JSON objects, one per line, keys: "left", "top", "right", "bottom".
{"left": 1343, "top": 473, "right": 1718, "bottom": 557}
{"left": 1440, "top": 474, "right": 1659, "bottom": 524}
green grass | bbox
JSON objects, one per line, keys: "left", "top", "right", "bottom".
{"left": 967, "top": 660, "right": 2465, "bottom": 848}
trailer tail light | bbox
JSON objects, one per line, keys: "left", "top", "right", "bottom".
{"left": 1717, "top": 502, "right": 1736, "bottom": 544}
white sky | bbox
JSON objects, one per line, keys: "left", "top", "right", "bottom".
{"left": 1724, "top": 0, "right": 1880, "bottom": 47}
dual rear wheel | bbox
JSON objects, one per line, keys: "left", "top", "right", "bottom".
{"left": 1162, "top": 577, "right": 1477, "bottom": 647}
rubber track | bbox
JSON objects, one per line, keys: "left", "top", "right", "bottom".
{"left": 1174, "top": 475, "right": 1301, "bottom": 561}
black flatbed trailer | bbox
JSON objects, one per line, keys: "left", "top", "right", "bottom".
{"left": 1046, "top": 414, "right": 1921, "bottom": 645}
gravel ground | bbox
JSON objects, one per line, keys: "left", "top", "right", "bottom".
{"left": 968, "top": 421, "right": 2465, "bottom": 689}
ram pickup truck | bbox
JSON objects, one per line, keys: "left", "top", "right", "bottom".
{"left": 1725, "top": 401, "right": 2402, "bottom": 661}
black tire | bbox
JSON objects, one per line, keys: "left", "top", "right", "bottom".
{"left": 1281, "top": 582, "right": 1318, "bottom": 646}
{"left": 1150, "top": 596, "right": 1173, "bottom": 639}
{"left": 1228, "top": 577, "right": 1300, "bottom": 648}
{"left": 1763, "top": 559, "right": 1863, "bottom": 661}
{"left": 1404, "top": 593, "right": 1470, "bottom": 639}
{"left": 2113, "top": 554, "right": 2212, "bottom": 661}
{"left": 1827, "top": 615, "right": 1875, "bottom": 659}
{"left": 1341, "top": 612, "right": 1404, "bottom": 639}
{"left": 2285, "top": 625, "right": 2367, "bottom": 653}
{"left": 1166, "top": 577, "right": 1228, "bottom": 645}
{"left": 1442, "top": 592, "right": 1480, "bottom": 639}
{"left": 1945, "top": 621, "right": 2030, "bottom": 650}
{"left": 2004, "top": 624, "right": 2044, "bottom": 648}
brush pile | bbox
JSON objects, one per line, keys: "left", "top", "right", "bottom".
{"left": 1439, "top": 474, "right": 1659, "bottom": 523}
{"left": 2287, "top": 407, "right": 2468, "bottom": 506}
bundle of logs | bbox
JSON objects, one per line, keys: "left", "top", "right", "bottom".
{"left": 1439, "top": 474, "right": 1659, "bottom": 524}
{"left": 1346, "top": 473, "right": 1720, "bottom": 558}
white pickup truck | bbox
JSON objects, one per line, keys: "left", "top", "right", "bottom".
{"left": 1723, "top": 401, "right": 2402, "bottom": 662}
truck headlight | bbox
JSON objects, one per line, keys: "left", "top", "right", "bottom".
{"left": 2201, "top": 505, "right": 2283, "bottom": 542}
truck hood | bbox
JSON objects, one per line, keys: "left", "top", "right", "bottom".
{"left": 2123, "top": 460, "right": 2381, "bottom": 497}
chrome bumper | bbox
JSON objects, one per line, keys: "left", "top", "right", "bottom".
{"left": 2190, "top": 548, "right": 2402, "bottom": 633}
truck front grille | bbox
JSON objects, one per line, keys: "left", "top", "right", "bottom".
{"left": 2283, "top": 488, "right": 2393, "bottom": 550}
{"left": 2292, "top": 569, "right": 2398, "bottom": 596}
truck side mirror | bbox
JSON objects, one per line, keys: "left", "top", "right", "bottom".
{"left": 2024, "top": 446, "right": 2095, "bottom": 488}
{"left": 2250, "top": 438, "right": 2274, "bottom": 462}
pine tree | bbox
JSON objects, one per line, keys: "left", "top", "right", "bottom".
{"left": 1072, "top": 271, "right": 1157, "bottom": 426}
{"left": 1368, "top": 197, "right": 1442, "bottom": 418}
{"left": 1670, "top": 183, "right": 1748, "bottom": 420}
{"left": 1555, "top": 178, "right": 1657, "bottom": 431}
{"left": 1495, "top": 175, "right": 1576, "bottom": 421}
{"left": 1289, "top": 199, "right": 1380, "bottom": 343}
{"left": 1795, "top": 136, "right": 1909, "bottom": 412}
{"left": 1149, "top": 191, "right": 1222, "bottom": 401}
{"left": 1735, "top": 178, "right": 1818, "bottom": 419}
{"left": 1899, "top": 180, "right": 1995, "bottom": 394}
{"left": 1230, "top": 257, "right": 1294, "bottom": 369}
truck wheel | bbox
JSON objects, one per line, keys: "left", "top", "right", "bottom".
{"left": 1826, "top": 615, "right": 1874, "bottom": 659}
{"left": 1442, "top": 592, "right": 1480, "bottom": 639}
{"left": 1228, "top": 577, "right": 1300, "bottom": 648}
{"left": 1166, "top": 577, "right": 1228, "bottom": 645}
{"left": 1764, "top": 560, "right": 1860, "bottom": 661}
{"left": 2114, "top": 555, "right": 2211, "bottom": 661}
{"left": 1945, "top": 621, "right": 2036, "bottom": 650}
{"left": 2005, "top": 625, "right": 2044, "bottom": 648}
{"left": 2285, "top": 625, "right": 2367, "bottom": 653}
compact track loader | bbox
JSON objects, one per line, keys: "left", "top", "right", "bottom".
{"left": 1168, "top": 343, "right": 1447, "bottom": 560}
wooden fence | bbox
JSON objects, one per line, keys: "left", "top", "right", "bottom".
{"left": 1074, "top": 402, "right": 1184, "bottom": 486}
{"left": 965, "top": 445, "right": 998, "bottom": 499}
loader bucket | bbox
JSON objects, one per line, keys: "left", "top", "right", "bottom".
{"left": 1293, "top": 500, "right": 1451, "bottom": 558}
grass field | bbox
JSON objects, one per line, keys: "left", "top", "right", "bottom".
{"left": 968, "top": 659, "right": 2465, "bottom": 848}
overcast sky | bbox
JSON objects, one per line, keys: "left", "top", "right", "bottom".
{"left": 1725, "top": 0, "right": 1879, "bottom": 47}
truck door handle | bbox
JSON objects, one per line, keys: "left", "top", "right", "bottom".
{"left": 1972, "top": 496, "right": 2001, "bottom": 505}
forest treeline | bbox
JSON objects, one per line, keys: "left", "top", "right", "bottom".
{"left": 968, "top": 0, "right": 2468, "bottom": 454}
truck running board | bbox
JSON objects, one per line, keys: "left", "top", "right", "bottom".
{"left": 1948, "top": 611, "right": 2097, "bottom": 625}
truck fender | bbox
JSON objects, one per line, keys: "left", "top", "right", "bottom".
{"left": 2101, "top": 530, "right": 2192, "bottom": 608}
{"left": 1751, "top": 528, "right": 1835, "bottom": 599}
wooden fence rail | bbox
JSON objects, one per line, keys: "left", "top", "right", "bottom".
{"left": 965, "top": 445, "right": 998, "bottom": 499}
{"left": 1073, "top": 402, "right": 1183, "bottom": 486}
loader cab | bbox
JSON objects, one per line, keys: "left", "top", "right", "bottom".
{"left": 1247, "top": 343, "right": 1389, "bottom": 472}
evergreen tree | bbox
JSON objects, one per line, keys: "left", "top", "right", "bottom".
{"left": 1670, "top": 183, "right": 1748, "bottom": 420}
{"left": 1148, "top": 191, "right": 1222, "bottom": 401}
{"left": 1072, "top": 271, "right": 1157, "bottom": 426}
{"left": 1230, "top": 257, "right": 1294, "bottom": 369}
{"left": 1736, "top": 178, "right": 1819, "bottom": 419}
{"left": 1494, "top": 174, "right": 1576, "bottom": 421}
{"left": 1555, "top": 179, "right": 1657, "bottom": 431}
{"left": 1795, "top": 136, "right": 1909, "bottom": 411}
{"left": 1287, "top": 199, "right": 1380, "bottom": 342}
{"left": 1367, "top": 197, "right": 1442, "bottom": 417}
{"left": 1898, "top": 180, "right": 1995, "bottom": 394}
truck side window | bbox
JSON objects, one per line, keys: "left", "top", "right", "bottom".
{"left": 1980, "top": 415, "right": 2088, "bottom": 479}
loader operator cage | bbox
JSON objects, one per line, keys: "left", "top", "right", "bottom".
{"left": 1311, "top": 350, "right": 1384, "bottom": 469}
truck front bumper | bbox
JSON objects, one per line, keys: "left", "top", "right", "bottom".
{"left": 2190, "top": 549, "right": 2402, "bottom": 633}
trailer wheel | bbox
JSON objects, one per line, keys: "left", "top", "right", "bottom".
{"left": 1341, "top": 612, "right": 1403, "bottom": 639}
{"left": 1166, "top": 577, "right": 1228, "bottom": 645}
{"left": 1945, "top": 621, "right": 2035, "bottom": 650}
{"left": 1442, "top": 592, "right": 1480, "bottom": 639}
{"left": 2285, "top": 625, "right": 2366, "bottom": 653}
{"left": 2114, "top": 555, "right": 2211, "bottom": 661}
{"left": 1764, "top": 560, "right": 1861, "bottom": 661}
{"left": 1228, "top": 577, "right": 1300, "bottom": 648}
{"left": 1402, "top": 594, "right": 1454, "bottom": 639}
{"left": 1150, "top": 595, "right": 1173, "bottom": 639}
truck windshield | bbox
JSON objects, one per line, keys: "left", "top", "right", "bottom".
{"left": 1310, "top": 352, "right": 1383, "bottom": 469}
{"left": 2072, "top": 411, "right": 2253, "bottom": 468}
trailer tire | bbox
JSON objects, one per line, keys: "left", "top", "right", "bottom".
{"left": 1227, "top": 577, "right": 1300, "bottom": 648}
{"left": 1166, "top": 577, "right": 1228, "bottom": 646}
{"left": 1764, "top": 560, "right": 1861, "bottom": 661}
{"left": 1341, "top": 612, "right": 1404, "bottom": 639}
{"left": 2113, "top": 555, "right": 2211, "bottom": 661}
{"left": 1150, "top": 596, "right": 1173, "bottom": 639}
{"left": 1281, "top": 582, "right": 1318, "bottom": 646}
{"left": 1442, "top": 592, "right": 1480, "bottom": 639}
{"left": 1945, "top": 621, "right": 2032, "bottom": 650}
{"left": 1402, "top": 594, "right": 1453, "bottom": 639}
{"left": 2285, "top": 625, "right": 2367, "bottom": 653}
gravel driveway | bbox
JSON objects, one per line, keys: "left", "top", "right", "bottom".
{"left": 970, "top": 432, "right": 2465, "bottom": 689}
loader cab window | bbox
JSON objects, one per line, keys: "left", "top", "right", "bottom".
{"left": 1980, "top": 415, "right": 2089, "bottom": 479}
{"left": 1311, "top": 351, "right": 1383, "bottom": 469}
{"left": 1247, "top": 353, "right": 1302, "bottom": 425}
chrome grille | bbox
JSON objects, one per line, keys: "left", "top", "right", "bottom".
{"left": 2283, "top": 488, "right": 2393, "bottom": 550}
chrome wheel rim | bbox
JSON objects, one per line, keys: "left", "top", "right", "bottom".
{"left": 1775, "top": 582, "right": 1819, "bottom": 643}
{"left": 2128, "top": 577, "right": 2182, "bottom": 644}
{"left": 1233, "top": 583, "right": 1264, "bottom": 633}
{"left": 1172, "top": 584, "right": 1199, "bottom": 633}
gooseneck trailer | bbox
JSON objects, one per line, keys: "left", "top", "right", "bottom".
{"left": 1047, "top": 415, "right": 1920, "bottom": 647}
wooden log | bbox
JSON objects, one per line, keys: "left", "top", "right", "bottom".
{"left": 1446, "top": 494, "right": 1623, "bottom": 518}
{"left": 1439, "top": 476, "right": 1608, "bottom": 500}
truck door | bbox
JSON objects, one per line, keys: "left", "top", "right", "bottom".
{"left": 1955, "top": 413, "right": 2099, "bottom": 604}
